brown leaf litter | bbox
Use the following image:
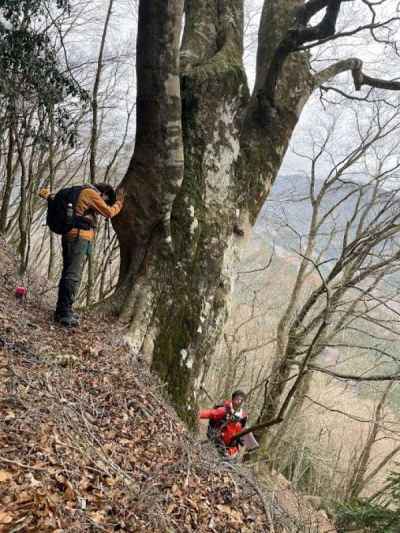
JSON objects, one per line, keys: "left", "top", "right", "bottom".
{"left": 0, "top": 240, "right": 337, "bottom": 532}
{"left": 0, "top": 240, "right": 270, "bottom": 532}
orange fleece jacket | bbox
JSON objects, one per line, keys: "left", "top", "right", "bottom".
{"left": 67, "top": 187, "right": 123, "bottom": 240}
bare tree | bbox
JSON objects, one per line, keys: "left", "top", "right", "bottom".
{"left": 0, "top": 0, "right": 136, "bottom": 285}
{"left": 243, "top": 102, "right": 400, "bottom": 453}
{"left": 343, "top": 384, "right": 400, "bottom": 500}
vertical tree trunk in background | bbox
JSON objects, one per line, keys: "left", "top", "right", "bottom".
{"left": 0, "top": 127, "right": 15, "bottom": 234}
{"left": 47, "top": 115, "right": 56, "bottom": 279}
{"left": 15, "top": 133, "right": 28, "bottom": 275}
{"left": 89, "top": 0, "right": 115, "bottom": 184}
{"left": 110, "top": 0, "right": 315, "bottom": 425}
{"left": 267, "top": 372, "right": 312, "bottom": 464}
{"left": 87, "top": 0, "right": 115, "bottom": 305}
{"left": 345, "top": 384, "right": 392, "bottom": 500}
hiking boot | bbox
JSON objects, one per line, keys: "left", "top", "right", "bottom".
{"left": 56, "top": 315, "right": 80, "bottom": 327}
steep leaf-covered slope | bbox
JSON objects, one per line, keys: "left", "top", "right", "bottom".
{"left": 0, "top": 238, "right": 336, "bottom": 532}
{"left": 0, "top": 239, "right": 269, "bottom": 531}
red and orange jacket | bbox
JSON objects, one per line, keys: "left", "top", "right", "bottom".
{"left": 200, "top": 400, "right": 247, "bottom": 453}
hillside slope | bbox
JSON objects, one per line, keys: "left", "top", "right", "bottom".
{"left": 0, "top": 239, "right": 336, "bottom": 532}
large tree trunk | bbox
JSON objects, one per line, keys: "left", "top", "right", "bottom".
{"left": 108, "top": 0, "right": 331, "bottom": 425}
{"left": 111, "top": 0, "right": 186, "bottom": 407}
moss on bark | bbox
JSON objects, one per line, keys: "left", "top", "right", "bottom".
{"left": 113, "top": 0, "right": 318, "bottom": 434}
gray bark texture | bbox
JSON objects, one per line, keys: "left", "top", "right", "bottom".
{"left": 110, "top": 0, "right": 325, "bottom": 425}
{"left": 108, "top": 0, "right": 396, "bottom": 426}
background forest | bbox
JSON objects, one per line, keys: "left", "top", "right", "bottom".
{"left": 2, "top": 0, "right": 400, "bottom": 531}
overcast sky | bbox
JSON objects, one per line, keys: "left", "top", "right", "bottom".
{"left": 60, "top": 0, "right": 400, "bottom": 181}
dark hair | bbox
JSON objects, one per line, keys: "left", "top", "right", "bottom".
{"left": 94, "top": 183, "right": 117, "bottom": 206}
{"left": 232, "top": 390, "right": 246, "bottom": 400}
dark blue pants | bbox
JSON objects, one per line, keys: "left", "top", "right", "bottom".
{"left": 55, "top": 236, "right": 92, "bottom": 318}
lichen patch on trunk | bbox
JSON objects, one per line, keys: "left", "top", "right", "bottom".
{"left": 204, "top": 99, "right": 241, "bottom": 207}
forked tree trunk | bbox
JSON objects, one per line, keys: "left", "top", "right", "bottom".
{"left": 109, "top": 0, "right": 320, "bottom": 425}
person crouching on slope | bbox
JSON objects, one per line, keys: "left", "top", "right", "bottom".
{"left": 39, "top": 183, "right": 124, "bottom": 327}
{"left": 199, "top": 390, "right": 248, "bottom": 458}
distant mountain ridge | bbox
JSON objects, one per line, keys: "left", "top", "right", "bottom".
{"left": 255, "top": 172, "right": 393, "bottom": 264}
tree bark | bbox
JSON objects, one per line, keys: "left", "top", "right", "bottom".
{"left": 15, "top": 131, "right": 28, "bottom": 275}
{"left": 47, "top": 115, "right": 56, "bottom": 280}
{"left": 112, "top": 0, "right": 186, "bottom": 390}
{"left": 345, "top": 384, "right": 393, "bottom": 500}
{"left": 89, "top": 0, "right": 115, "bottom": 184}
{"left": 0, "top": 127, "right": 15, "bottom": 234}
{"left": 107, "top": 0, "right": 318, "bottom": 425}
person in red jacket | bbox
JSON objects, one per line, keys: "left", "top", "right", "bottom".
{"left": 199, "top": 390, "right": 247, "bottom": 458}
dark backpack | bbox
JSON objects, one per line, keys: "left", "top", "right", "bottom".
{"left": 46, "top": 185, "right": 95, "bottom": 235}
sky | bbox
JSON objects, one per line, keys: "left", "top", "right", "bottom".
{"left": 55, "top": 0, "right": 400, "bottom": 182}
{"left": 269, "top": 0, "right": 400, "bottom": 177}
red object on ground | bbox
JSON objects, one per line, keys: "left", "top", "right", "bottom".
{"left": 15, "top": 287, "right": 27, "bottom": 300}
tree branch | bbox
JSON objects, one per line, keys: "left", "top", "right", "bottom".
{"left": 294, "top": 0, "right": 342, "bottom": 44}
{"left": 297, "top": 17, "right": 400, "bottom": 51}
{"left": 304, "top": 362, "right": 400, "bottom": 381}
{"left": 262, "top": 0, "right": 343, "bottom": 105}
{"left": 295, "top": 1, "right": 330, "bottom": 27}
{"left": 304, "top": 395, "right": 400, "bottom": 432}
{"left": 238, "top": 303, "right": 329, "bottom": 445}
{"left": 314, "top": 57, "right": 400, "bottom": 91}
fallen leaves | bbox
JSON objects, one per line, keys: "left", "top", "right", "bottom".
{"left": 1, "top": 333, "right": 269, "bottom": 532}
{"left": 0, "top": 239, "right": 269, "bottom": 532}
{"left": 0, "top": 511, "right": 13, "bottom": 525}
{"left": 0, "top": 470, "right": 12, "bottom": 483}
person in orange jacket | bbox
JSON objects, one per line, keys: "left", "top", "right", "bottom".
{"left": 39, "top": 183, "right": 124, "bottom": 327}
{"left": 199, "top": 390, "right": 247, "bottom": 457}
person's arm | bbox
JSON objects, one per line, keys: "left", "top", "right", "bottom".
{"left": 199, "top": 406, "right": 227, "bottom": 420}
{"left": 85, "top": 188, "right": 124, "bottom": 219}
